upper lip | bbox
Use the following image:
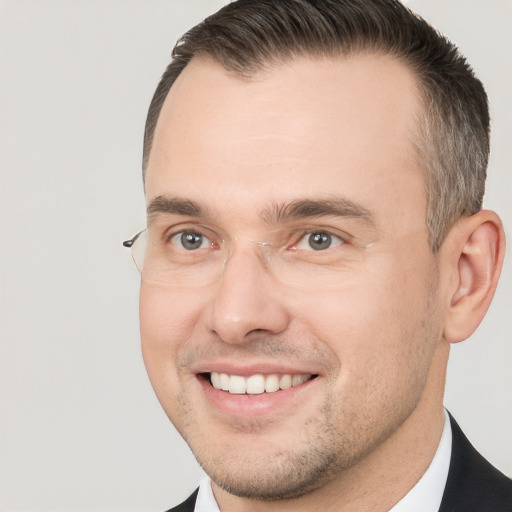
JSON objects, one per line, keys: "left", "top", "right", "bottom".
{"left": 191, "top": 361, "right": 320, "bottom": 377}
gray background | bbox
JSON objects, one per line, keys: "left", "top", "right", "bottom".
{"left": 0, "top": 1, "right": 510, "bottom": 510}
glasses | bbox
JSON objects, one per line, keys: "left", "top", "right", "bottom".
{"left": 123, "top": 230, "right": 148, "bottom": 271}
{"left": 123, "top": 224, "right": 375, "bottom": 290}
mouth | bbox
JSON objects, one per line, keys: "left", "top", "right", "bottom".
{"left": 204, "top": 372, "right": 318, "bottom": 395}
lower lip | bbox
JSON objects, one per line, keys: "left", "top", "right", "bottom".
{"left": 199, "top": 376, "right": 317, "bottom": 418}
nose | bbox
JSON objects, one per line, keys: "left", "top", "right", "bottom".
{"left": 208, "top": 245, "right": 291, "bottom": 344}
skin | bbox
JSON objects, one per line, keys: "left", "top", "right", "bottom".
{"left": 140, "top": 55, "right": 504, "bottom": 512}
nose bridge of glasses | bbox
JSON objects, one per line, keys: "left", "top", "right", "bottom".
{"left": 231, "top": 237, "right": 274, "bottom": 248}
{"left": 222, "top": 236, "right": 276, "bottom": 269}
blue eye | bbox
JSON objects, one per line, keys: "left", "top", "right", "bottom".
{"left": 171, "top": 231, "right": 211, "bottom": 250}
{"left": 296, "top": 231, "right": 343, "bottom": 251}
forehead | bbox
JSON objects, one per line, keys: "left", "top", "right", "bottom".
{"left": 145, "top": 54, "right": 425, "bottom": 232}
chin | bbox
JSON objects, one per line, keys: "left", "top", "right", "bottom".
{"left": 198, "top": 447, "right": 341, "bottom": 501}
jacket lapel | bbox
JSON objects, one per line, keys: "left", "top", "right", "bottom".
{"left": 439, "top": 414, "right": 512, "bottom": 511}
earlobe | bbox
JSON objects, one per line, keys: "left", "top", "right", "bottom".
{"left": 443, "top": 210, "right": 505, "bottom": 343}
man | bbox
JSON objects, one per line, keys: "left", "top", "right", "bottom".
{"left": 124, "top": 0, "right": 512, "bottom": 510}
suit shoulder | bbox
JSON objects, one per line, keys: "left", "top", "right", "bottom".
{"left": 440, "top": 415, "right": 512, "bottom": 511}
{"left": 164, "top": 489, "right": 199, "bottom": 512}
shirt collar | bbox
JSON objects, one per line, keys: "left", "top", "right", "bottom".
{"left": 389, "top": 409, "right": 452, "bottom": 512}
{"left": 195, "top": 475, "right": 221, "bottom": 512}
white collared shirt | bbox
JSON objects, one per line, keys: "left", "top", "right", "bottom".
{"left": 194, "top": 410, "right": 452, "bottom": 512}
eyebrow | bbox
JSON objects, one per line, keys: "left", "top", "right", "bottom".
{"left": 147, "top": 196, "right": 208, "bottom": 221}
{"left": 260, "top": 198, "right": 375, "bottom": 226}
{"left": 146, "top": 195, "right": 375, "bottom": 226}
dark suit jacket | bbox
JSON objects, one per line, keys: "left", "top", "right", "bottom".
{"left": 438, "top": 415, "right": 512, "bottom": 511}
{"left": 166, "top": 416, "right": 512, "bottom": 511}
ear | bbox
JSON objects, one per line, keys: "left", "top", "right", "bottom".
{"left": 442, "top": 210, "right": 505, "bottom": 343}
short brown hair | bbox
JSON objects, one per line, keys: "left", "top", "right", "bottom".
{"left": 143, "top": 0, "right": 489, "bottom": 251}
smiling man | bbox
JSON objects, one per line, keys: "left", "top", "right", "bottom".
{"left": 124, "top": 0, "right": 511, "bottom": 511}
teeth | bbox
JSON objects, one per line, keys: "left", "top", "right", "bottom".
{"left": 220, "top": 373, "right": 230, "bottom": 391}
{"left": 292, "top": 374, "right": 309, "bottom": 386}
{"left": 211, "top": 372, "right": 221, "bottom": 389}
{"left": 265, "top": 374, "right": 280, "bottom": 393}
{"left": 209, "top": 372, "right": 312, "bottom": 395}
{"left": 246, "top": 374, "right": 265, "bottom": 394}
{"left": 229, "top": 375, "right": 246, "bottom": 394}
{"left": 279, "top": 374, "right": 292, "bottom": 390}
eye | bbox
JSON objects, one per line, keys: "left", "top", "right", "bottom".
{"left": 295, "top": 231, "right": 343, "bottom": 251}
{"left": 170, "top": 231, "right": 212, "bottom": 251}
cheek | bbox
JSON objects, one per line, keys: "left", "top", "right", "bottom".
{"left": 139, "top": 284, "right": 204, "bottom": 396}
{"left": 140, "top": 284, "right": 202, "bottom": 345}
{"left": 301, "top": 254, "right": 437, "bottom": 381}
{"left": 302, "top": 265, "right": 438, "bottom": 439}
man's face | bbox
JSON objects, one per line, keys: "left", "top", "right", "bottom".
{"left": 141, "top": 55, "right": 444, "bottom": 499}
